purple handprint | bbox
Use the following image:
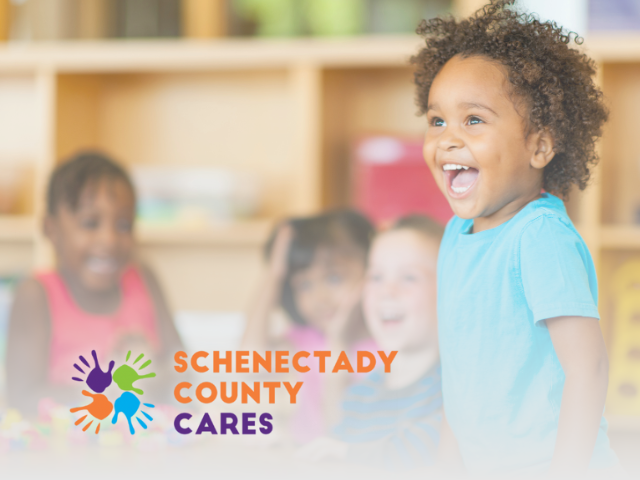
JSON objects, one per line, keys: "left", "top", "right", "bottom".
{"left": 72, "top": 350, "right": 115, "bottom": 393}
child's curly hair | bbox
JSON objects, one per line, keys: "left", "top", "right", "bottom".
{"left": 411, "top": 0, "right": 608, "bottom": 197}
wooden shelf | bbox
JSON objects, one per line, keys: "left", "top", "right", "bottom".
{"left": 587, "top": 33, "right": 640, "bottom": 63}
{"left": 0, "top": 36, "right": 422, "bottom": 73}
{"left": 0, "top": 215, "right": 35, "bottom": 242}
{"left": 0, "top": 215, "right": 273, "bottom": 246}
{"left": 601, "top": 225, "right": 640, "bottom": 249}
{"left": 0, "top": 34, "right": 635, "bottom": 73}
{"left": 135, "top": 219, "right": 273, "bottom": 246}
{"left": 606, "top": 415, "right": 640, "bottom": 433}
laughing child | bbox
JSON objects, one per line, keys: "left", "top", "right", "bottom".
{"left": 6, "top": 152, "right": 182, "bottom": 414}
{"left": 411, "top": 1, "right": 620, "bottom": 477}
{"left": 298, "top": 215, "right": 443, "bottom": 470}
{"left": 242, "top": 210, "right": 376, "bottom": 442}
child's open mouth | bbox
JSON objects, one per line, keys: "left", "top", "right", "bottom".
{"left": 86, "top": 256, "right": 119, "bottom": 275}
{"left": 380, "top": 308, "right": 405, "bottom": 329}
{"left": 443, "top": 163, "right": 479, "bottom": 198}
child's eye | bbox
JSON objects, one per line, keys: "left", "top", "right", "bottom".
{"left": 326, "top": 273, "right": 344, "bottom": 285}
{"left": 367, "top": 272, "right": 382, "bottom": 283}
{"left": 116, "top": 219, "right": 133, "bottom": 234}
{"left": 402, "top": 274, "right": 418, "bottom": 283}
{"left": 79, "top": 218, "right": 99, "bottom": 230}
{"left": 430, "top": 117, "right": 446, "bottom": 127}
{"left": 293, "top": 278, "right": 313, "bottom": 293}
{"left": 467, "top": 116, "right": 484, "bottom": 125}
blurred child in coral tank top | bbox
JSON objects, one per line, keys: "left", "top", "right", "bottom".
{"left": 6, "top": 151, "right": 182, "bottom": 415}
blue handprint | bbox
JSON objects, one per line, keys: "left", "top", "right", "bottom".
{"left": 112, "top": 391, "right": 155, "bottom": 435}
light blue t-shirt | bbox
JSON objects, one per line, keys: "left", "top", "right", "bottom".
{"left": 438, "top": 193, "right": 618, "bottom": 475}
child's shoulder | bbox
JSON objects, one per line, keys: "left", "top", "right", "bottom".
{"left": 134, "top": 262, "right": 164, "bottom": 297}
{"left": 519, "top": 192, "right": 570, "bottom": 221}
{"left": 9, "top": 276, "right": 51, "bottom": 328}
{"left": 514, "top": 193, "right": 582, "bottom": 247}
{"left": 14, "top": 275, "right": 48, "bottom": 304}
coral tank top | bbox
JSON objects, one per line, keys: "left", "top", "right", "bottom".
{"left": 38, "top": 266, "right": 160, "bottom": 385}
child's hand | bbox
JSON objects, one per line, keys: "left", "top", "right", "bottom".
{"left": 268, "top": 224, "right": 294, "bottom": 281}
{"left": 547, "top": 316, "right": 609, "bottom": 477}
{"left": 242, "top": 222, "right": 294, "bottom": 351}
{"left": 325, "top": 281, "right": 363, "bottom": 350}
{"left": 296, "top": 437, "right": 349, "bottom": 462}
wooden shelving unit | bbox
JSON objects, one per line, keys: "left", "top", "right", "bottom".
{"left": 0, "top": 35, "right": 425, "bottom": 313}
{"left": 601, "top": 226, "right": 640, "bottom": 249}
{"left": 0, "top": 35, "right": 637, "bottom": 374}
{"left": 0, "top": 36, "right": 420, "bottom": 71}
{"left": 606, "top": 415, "right": 640, "bottom": 434}
{"left": 0, "top": 215, "right": 35, "bottom": 242}
{"left": 135, "top": 219, "right": 273, "bottom": 246}
{"left": 0, "top": 215, "right": 272, "bottom": 246}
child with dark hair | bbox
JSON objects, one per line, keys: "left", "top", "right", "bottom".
{"left": 242, "top": 209, "right": 376, "bottom": 442}
{"left": 6, "top": 151, "right": 182, "bottom": 414}
{"left": 411, "top": 0, "right": 621, "bottom": 476}
{"left": 299, "top": 215, "right": 444, "bottom": 470}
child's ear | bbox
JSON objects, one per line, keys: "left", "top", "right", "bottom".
{"left": 43, "top": 215, "right": 57, "bottom": 244}
{"left": 530, "top": 129, "right": 555, "bottom": 170}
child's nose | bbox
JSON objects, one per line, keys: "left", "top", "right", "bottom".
{"left": 438, "top": 128, "right": 464, "bottom": 151}
{"left": 381, "top": 280, "right": 402, "bottom": 297}
{"left": 97, "top": 225, "right": 118, "bottom": 249}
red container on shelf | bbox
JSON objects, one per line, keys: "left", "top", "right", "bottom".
{"left": 352, "top": 135, "right": 453, "bottom": 226}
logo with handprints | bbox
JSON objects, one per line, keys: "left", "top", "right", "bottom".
{"left": 71, "top": 350, "right": 156, "bottom": 434}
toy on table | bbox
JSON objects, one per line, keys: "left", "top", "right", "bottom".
{"left": 0, "top": 398, "right": 192, "bottom": 452}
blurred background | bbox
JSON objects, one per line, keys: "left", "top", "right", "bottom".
{"left": 0, "top": 0, "right": 639, "bottom": 475}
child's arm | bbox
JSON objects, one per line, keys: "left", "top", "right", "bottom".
{"left": 547, "top": 315, "right": 609, "bottom": 477}
{"left": 6, "top": 279, "right": 53, "bottom": 415}
{"left": 241, "top": 225, "right": 292, "bottom": 350}
{"left": 322, "top": 283, "right": 363, "bottom": 429}
{"left": 436, "top": 412, "right": 466, "bottom": 476}
{"left": 298, "top": 413, "right": 441, "bottom": 470}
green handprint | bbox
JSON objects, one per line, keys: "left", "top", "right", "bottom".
{"left": 113, "top": 351, "right": 156, "bottom": 395}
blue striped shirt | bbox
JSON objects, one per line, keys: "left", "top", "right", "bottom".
{"left": 332, "top": 364, "right": 443, "bottom": 470}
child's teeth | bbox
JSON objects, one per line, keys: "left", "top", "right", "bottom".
{"left": 452, "top": 185, "right": 471, "bottom": 193}
{"left": 443, "top": 164, "right": 470, "bottom": 171}
{"left": 380, "top": 306, "right": 404, "bottom": 321}
{"left": 87, "top": 257, "right": 117, "bottom": 273}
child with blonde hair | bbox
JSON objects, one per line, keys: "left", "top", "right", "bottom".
{"left": 299, "top": 215, "right": 444, "bottom": 470}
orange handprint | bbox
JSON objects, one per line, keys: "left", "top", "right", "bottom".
{"left": 70, "top": 390, "right": 114, "bottom": 433}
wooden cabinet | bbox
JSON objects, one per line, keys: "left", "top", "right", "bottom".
{"left": 0, "top": 36, "right": 421, "bottom": 311}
